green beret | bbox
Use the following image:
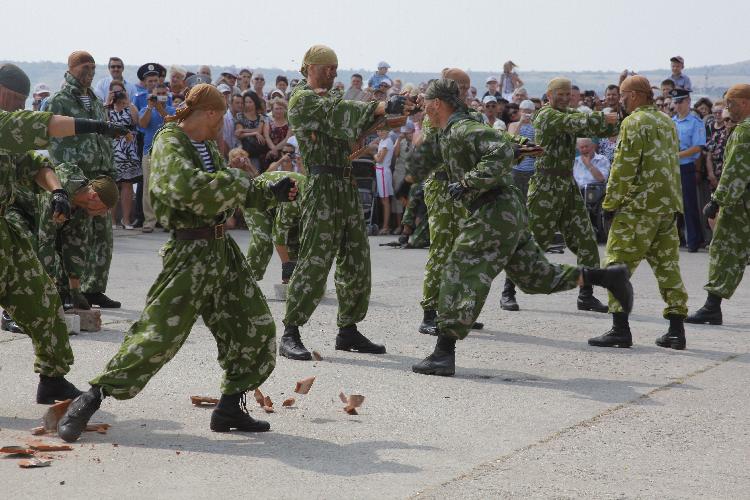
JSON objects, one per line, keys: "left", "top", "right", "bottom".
{"left": 0, "top": 64, "right": 31, "bottom": 97}
{"left": 89, "top": 175, "right": 119, "bottom": 209}
{"left": 425, "top": 78, "right": 462, "bottom": 108}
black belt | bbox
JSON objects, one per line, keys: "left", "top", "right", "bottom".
{"left": 537, "top": 168, "right": 572, "bottom": 178}
{"left": 433, "top": 171, "right": 448, "bottom": 181}
{"left": 174, "top": 224, "right": 225, "bottom": 240}
{"left": 310, "top": 165, "right": 353, "bottom": 179}
{"left": 468, "top": 188, "right": 503, "bottom": 213}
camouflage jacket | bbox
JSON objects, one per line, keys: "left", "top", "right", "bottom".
{"left": 603, "top": 105, "right": 683, "bottom": 214}
{"left": 713, "top": 117, "right": 750, "bottom": 208}
{"left": 0, "top": 149, "right": 51, "bottom": 211}
{"left": 253, "top": 170, "right": 307, "bottom": 213}
{"left": 150, "top": 123, "right": 275, "bottom": 230}
{"left": 533, "top": 106, "right": 618, "bottom": 173}
{"left": 37, "top": 163, "right": 90, "bottom": 279}
{"left": 46, "top": 72, "right": 114, "bottom": 177}
{"left": 401, "top": 182, "right": 425, "bottom": 227}
{"left": 0, "top": 109, "right": 51, "bottom": 153}
{"left": 287, "top": 80, "right": 379, "bottom": 168}
{"left": 438, "top": 111, "right": 516, "bottom": 207}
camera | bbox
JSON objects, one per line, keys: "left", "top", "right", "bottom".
{"left": 157, "top": 95, "right": 168, "bottom": 102}
{"left": 113, "top": 91, "right": 125, "bottom": 101}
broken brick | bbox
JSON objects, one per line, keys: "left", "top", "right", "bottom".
{"left": 27, "top": 440, "right": 73, "bottom": 452}
{"left": 294, "top": 376, "right": 316, "bottom": 395}
{"left": 338, "top": 392, "right": 348, "bottom": 404}
{"left": 18, "top": 458, "right": 51, "bottom": 468}
{"left": 30, "top": 427, "right": 47, "bottom": 436}
{"left": 43, "top": 399, "right": 72, "bottom": 432}
{"left": 282, "top": 398, "right": 295, "bottom": 407}
{"left": 344, "top": 406, "right": 358, "bottom": 415}
{"left": 190, "top": 396, "right": 219, "bottom": 407}
{"left": 253, "top": 389, "right": 265, "bottom": 406}
{"left": 1, "top": 446, "right": 35, "bottom": 455}
{"left": 262, "top": 406, "right": 275, "bottom": 413}
{"left": 312, "top": 351, "right": 322, "bottom": 361}
{"left": 263, "top": 395, "right": 273, "bottom": 408}
{"left": 347, "top": 395, "right": 365, "bottom": 408}
{"left": 68, "top": 308, "right": 101, "bottom": 332}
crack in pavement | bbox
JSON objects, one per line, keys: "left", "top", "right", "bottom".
{"left": 410, "top": 352, "right": 743, "bottom": 499}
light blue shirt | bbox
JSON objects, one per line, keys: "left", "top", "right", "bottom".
{"left": 93, "top": 76, "right": 138, "bottom": 102}
{"left": 368, "top": 73, "right": 391, "bottom": 89}
{"left": 670, "top": 73, "right": 692, "bottom": 91}
{"left": 672, "top": 113, "right": 706, "bottom": 165}
{"left": 139, "top": 104, "right": 176, "bottom": 154}
{"left": 573, "top": 153, "right": 610, "bottom": 188}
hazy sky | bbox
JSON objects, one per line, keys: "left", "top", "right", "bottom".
{"left": 4, "top": 0, "right": 747, "bottom": 73}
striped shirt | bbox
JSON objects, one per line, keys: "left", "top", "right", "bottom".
{"left": 79, "top": 95, "right": 92, "bottom": 111}
{"left": 190, "top": 140, "right": 216, "bottom": 173}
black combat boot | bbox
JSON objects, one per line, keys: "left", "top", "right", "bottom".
{"left": 335, "top": 325, "right": 386, "bottom": 354}
{"left": 419, "top": 309, "right": 437, "bottom": 335}
{"left": 412, "top": 333, "right": 456, "bottom": 376}
{"left": 581, "top": 265, "right": 633, "bottom": 313}
{"left": 500, "top": 278, "right": 520, "bottom": 311}
{"left": 588, "top": 312, "right": 633, "bottom": 348}
{"left": 278, "top": 325, "right": 312, "bottom": 360}
{"left": 36, "top": 374, "right": 83, "bottom": 404}
{"left": 685, "top": 293, "right": 723, "bottom": 325}
{"left": 281, "top": 261, "right": 297, "bottom": 284}
{"left": 471, "top": 321, "right": 484, "bottom": 330}
{"left": 83, "top": 292, "right": 121, "bottom": 308}
{"left": 655, "top": 314, "right": 686, "bottom": 350}
{"left": 1, "top": 310, "right": 23, "bottom": 334}
{"left": 210, "top": 392, "right": 270, "bottom": 433}
{"left": 57, "top": 386, "right": 104, "bottom": 442}
{"left": 577, "top": 284, "right": 609, "bottom": 313}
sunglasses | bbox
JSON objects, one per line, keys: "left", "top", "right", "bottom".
{"left": 254, "top": 78, "right": 265, "bottom": 81}
{"left": 109, "top": 65, "right": 123, "bottom": 69}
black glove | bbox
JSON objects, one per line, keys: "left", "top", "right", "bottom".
{"left": 398, "top": 234, "right": 409, "bottom": 246}
{"left": 385, "top": 95, "right": 407, "bottom": 115}
{"left": 603, "top": 210, "right": 615, "bottom": 224}
{"left": 395, "top": 178, "right": 413, "bottom": 199}
{"left": 74, "top": 118, "right": 129, "bottom": 138}
{"left": 50, "top": 189, "right": 71, "bottom": 221}
{"left": 703, "top": 199, "right": 719, "bottom": 219}
{"left": 447, "top": 182, "right": 467, "bottom": 201}
{"left": 269, "top": 176, "right": 296, "bottom": 203}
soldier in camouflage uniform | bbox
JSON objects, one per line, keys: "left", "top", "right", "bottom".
{"left": 46, "top": 51, "right": 120, "bottom": 309}
{"left": 58, "top": 85, "right": 299, "bottom": 442}
{"left": 524, "top": 77, "right": 620, "bottom": 313}
{"left": 586, "top": 76, "right": 688, "bottom": 350}
{"left": 399, "top": 182, "right": 429, "bottom": 248}
{"left": 410, "top": 79, "right": 633, "bottom": 377}
{"left": 36, "top": 164, "right": 119, "bottom": 311}
{"left": 687, "top": 84, "right": 750, "bottom": 326}
{"left": 245, "top": 170, "right": 306, "bottom": 282}
{"left": 279, "top": 45, "right": 414, "bottom": 361}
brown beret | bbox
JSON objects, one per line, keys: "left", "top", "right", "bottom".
{"left": 621, "top": 75, "right": 652, "bottom": 95}
{"left": 725, "top": 84, "right": 750, "bottom": 101}
{"left": 68, "top": 51, "right": 95, "bottom": 69}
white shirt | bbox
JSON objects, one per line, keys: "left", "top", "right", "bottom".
{"left": 573, "top": 153, "right": 610, "bottom": 188}
{"left": 93, "top": 75, "right": 138, "bottom": 102}
{"left": 376, "top": 137, "right": 395, "bottom": 169}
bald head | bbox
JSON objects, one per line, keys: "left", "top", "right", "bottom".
{"left": 442, "top": 68, "right": 471, "bottom": 99}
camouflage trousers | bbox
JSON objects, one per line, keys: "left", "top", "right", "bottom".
{"left": 421, "top": 176, "right": 467, "bottom": 311}
{"left": 437, "top": 191, "right": 580, "bottom": 340}
{"left": 91, "top": 235, "right": 276, "bottom": 399}
{"left": 284, "top": 175, "right": 370, "bottom": 328}
{"left": 408, "top": 216, "right": 430, "bottom": 248}
{"left": 38, "top": 212, "right": 90, "bottom": 298}
{"left": 80, "top": 212, "right": 113, "bottom": 294}
{"left": 0, "top": 218, "right": 73, "bottom": 375}
{"left": 604, "top": 212, "right": 688, "bottom": 317}
{"left": 527, "top": 174, "right": 600, "bottom": 267}
{"left": 704, "top": 198, "right": 750, "bottom": 299}
{"left": 246, "top": 206, "right": 302, "bottom": 281}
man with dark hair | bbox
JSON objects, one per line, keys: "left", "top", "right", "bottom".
{"left": 344, "top": 74, "right": 365, "bottom": 101}
{"left": 410, "top": 79, "right": 633, "bottom": 376}
{"left": 46, "top": 51, "right": 122, "bottom": 309}
{"left": 93, "top": 57, "right": 137, "bottom": 101}
{"left": 274, "top": 75, "right": 289, "bottom": 97}
{"left": 660, "top": 79, "right": 676, "bottom": 98}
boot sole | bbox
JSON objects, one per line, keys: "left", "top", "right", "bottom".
{"left": 684, "top": 318, "right": 722, "bottom": 325}
{"left": 210, "top": 423, "right": 270, "bottom": 433}
{"left": 418, "top": 326, "right": 437, "bottom": 335}
{"left": 335, "top": 346, "right": 386, "bottom": 354}
{"left": 412, "top": 367, "right": 455, "bottom": 376}
{"left": 655, "top": 339, "right": 686, "bottom": 350}
{"left": 577, "top": 304, "right": 609, "bottom": 313}
{"left": 500, "top": 301, "right": 520, "bottom": 311}
{"left": 588, "top": 340, "right": 632, "bottom": 348}
{"left": 279, "top": 349, "right": 312, "bottom": 361}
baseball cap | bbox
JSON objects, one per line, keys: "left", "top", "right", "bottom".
{"left": 217, "top": 83, "right": 232, "bottom": 94}
{"left": 377, "top": 61, "right": 390, "bottom": 69}
{"left": 33, "top": 83, "right": 51, "bottom": 95}
{"left": 379, "top": 78, "right": 393, "bottom": 87}
{"left": 184, "top": 74, "right": 212, "bottom": 88}
{"left": 486, "top": 76, "right": 498, "bottom": 84}
{"left": 670, "top": 56, "right": 685, "bottom": 64}
{"left": 670, "top": 88, "right": 691, "bottom": 101}
{"left": 519, "top": 99, "right": 535, "bottom": 110}
{"left": 482, "top": 95, "right": 498, "bottom": 104}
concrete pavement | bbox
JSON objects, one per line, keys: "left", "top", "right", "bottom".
{"left": 1, "top": 229, "right": 748, "bottom": 499}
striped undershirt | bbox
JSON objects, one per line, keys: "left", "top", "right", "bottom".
{"left": 79, "top": 95, "right": 92, "bottom": 111}
{"left": 190, "top": 140, "right": 216, "bottom": 173}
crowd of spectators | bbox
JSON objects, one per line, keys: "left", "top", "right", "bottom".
{"left": 28, "top": 54, "right": 733, "bottom": 244}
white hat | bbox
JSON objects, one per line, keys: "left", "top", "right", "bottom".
{"left": 519, "top": 99, "right": 535, "bottom": 110}
{"left": 486, "top": 76, "right": 498, "bottom": 84}
{"left": 217, "top": 83, "right": 232, "bottom": 94}
{"left": 33, "top": 83, "right": 51, "bottom": 95}
{"left": 377, "top": 61, "right": 390, "bottom": 69}
{"left": 482, "top": 95, "right": 498, "bottom": 104}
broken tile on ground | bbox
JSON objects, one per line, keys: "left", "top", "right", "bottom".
{"left": 43, "top": 399, "right": 72, "bottom": 431}
{"left": 190, "top": 396, "right": 219, "bottom": 407}
{"left": 294, "top": 376, "right": 316, "bottom": 395}
{"left": 18, "top": 458, "right": 51, "bottom": 468}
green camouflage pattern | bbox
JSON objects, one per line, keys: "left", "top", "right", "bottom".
{"left": 283, "top": 81, "right": 378, "bottom": 328}
{"left": 245, "top": 170, "right": 306, "bottom": 280}
{"left": 602, "top": 105, "right": 687, "bottom": 316}
{"left": 5, "top": 151, "right": 51, "bottom": 250}
{"left": 704, "top": 117, "right": 750, "bottom": 299}
{"left": 0, "top": 147, "right": 72, "bottom": 376}
{"left": 0, "top": 109, "right": 51, "bottom": 152}
{"left": 528, "top": 106, "right": 618, "bottom": 267}
{"left": 434, "top": 113, "right": 580, "bottom": 340}
{"left": 90, "top": 124, "right": 277, "bottom": 398}
{"left": 401, "top": 182, "right": 429, "bottom": 248}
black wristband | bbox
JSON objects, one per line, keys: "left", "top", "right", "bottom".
{"left": 52, "top": 189, "right": 67, "bottom": 196}
{"left": 74, "top": 118, "right": 107, "bottom": 135}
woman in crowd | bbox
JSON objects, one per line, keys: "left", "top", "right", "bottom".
{"left": 106, "top": 81, "right": 141, "bottom": 230}
{"left": 235, "top": 90, "right": 268, "bottom": 171}
{"left": 693, "top": 97, "right": 713, "bottom": 120}
{"left": 263, "top": 98, "right": 292, "bottom": 163}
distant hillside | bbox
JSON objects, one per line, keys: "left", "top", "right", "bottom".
{"left": 4, "top": 59, "right": 748, "bottom": 102}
